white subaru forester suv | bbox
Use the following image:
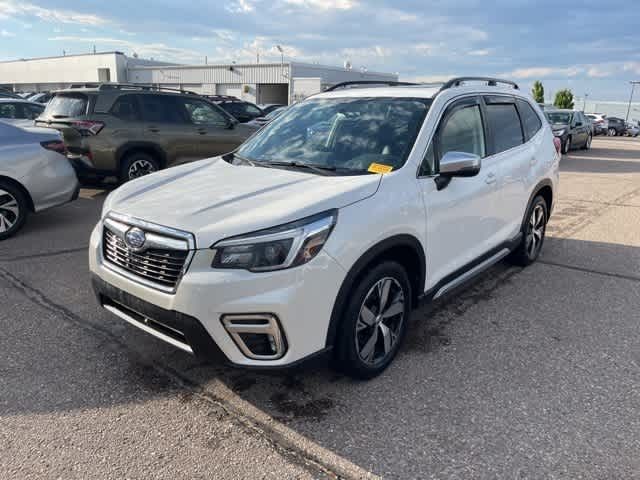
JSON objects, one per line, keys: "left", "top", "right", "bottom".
{"left": 90, "top": 77, "right": 559, "bottom": 379}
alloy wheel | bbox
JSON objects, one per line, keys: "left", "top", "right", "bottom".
{"left": 608, "top": 128, "right": 616, "bottom": 136}
{"left": 128, "top": 159, "right": 157, "bottom": 179}
{"left": 0, "top": 189, "right": 19, "bottom": 233}
{"left": 355, "top": 277, "right": 405, "bottom": 365}
{"left": 525, "top": 204, "right": 545, "bottom": 259}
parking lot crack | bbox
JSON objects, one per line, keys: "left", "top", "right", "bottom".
{"left": 0, "top": 246, "right": 89, "bottom": 263}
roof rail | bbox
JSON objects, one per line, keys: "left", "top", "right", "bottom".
{"left": 204, "top": 95, "right": 241, "bottom": 101}
{"left": 439, "top": 77, "right": 519, "bottom": 91}
{"left": 324, "top": 81, "right": 419, "bottom": 92}
{"left": 66, "top": 83, "right": 200, "bottom": 96}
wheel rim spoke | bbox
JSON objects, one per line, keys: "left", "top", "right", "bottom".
{"left": 357, "top": 305, "right": 376, "bottom": 330}
{"left": 379, "top": 323, "right": 392, "bottom": 355}
{"left": 382, "top": 294, "right": 404, "bottom": 319}
{"left": 377, "top": 278, "right": 391, "bottom": 313}
{"left": 360, "top": 327, "right": 378, "bottom": 363}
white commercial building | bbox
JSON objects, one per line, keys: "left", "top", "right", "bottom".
{"left": 0, "top": 52, "right": 398, "bottom": 104}
{"left": 127, "top": 62, "right": 398, "bottom": 104}
{"left": 0, "top": 51, "right": 173, "bottom": 92}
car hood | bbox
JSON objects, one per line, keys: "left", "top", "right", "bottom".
{"left": 104, "top": 157, "right": 382, "bottom": 248}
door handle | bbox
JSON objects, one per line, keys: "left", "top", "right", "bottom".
{"left": 148, "top": 126, "right": 160, "bottom": 133}
{"left": 485, "top": 172, "right": 497, "bottom": 184}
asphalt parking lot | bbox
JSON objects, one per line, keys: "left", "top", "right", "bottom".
{"left": 1, "top": 136, "right": 639, "bottom": 479}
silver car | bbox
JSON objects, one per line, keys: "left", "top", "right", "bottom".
{"left": 0, "top": 121, "right": 79, "bottom": 239}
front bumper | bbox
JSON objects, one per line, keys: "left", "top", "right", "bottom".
{"left": 89, "top": 221, "right": 346, "bottom": 368}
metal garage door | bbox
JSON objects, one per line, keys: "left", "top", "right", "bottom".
{"left": 216, "top": 83, "right": 242, "bottom": 98}
{"left": 257, "top": 84, "right": 288, "bottom": 105}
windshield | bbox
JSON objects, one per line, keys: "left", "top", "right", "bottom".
{"left": 546, "top": 112, "right": 572, "bottom": 124}
{"left": 43, "top": 93, "right": 89, "bottom": 118}
{"left": 236, "top": 97, "right": 431, "bottom": 174}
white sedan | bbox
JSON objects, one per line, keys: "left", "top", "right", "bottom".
{"left": 0, "top": 121, "right": 79, "bottom": 239}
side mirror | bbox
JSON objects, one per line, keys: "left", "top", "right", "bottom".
{"left": 574, "top": 121, "right": 582, "bottom": 127}
{"left": 226, "top": 117, "right": 239, "bottom": 129}
{"left": 435, "top": 151, "right": 481, "bottom": 190}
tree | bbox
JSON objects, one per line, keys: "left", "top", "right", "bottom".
{"left": 532, "top": 81, "right": 545, "bottom": 104}
{"left": 554, "top": 89, "right": 574, "bottom": 109}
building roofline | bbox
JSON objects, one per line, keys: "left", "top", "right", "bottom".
{"left": 127, "top": 61, "right": 395, "bottom": 78}
{"left": 0, "top": 51, "right": 128, "bottom": 64}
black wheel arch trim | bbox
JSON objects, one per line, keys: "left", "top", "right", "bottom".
{"left": 524, "top": 179, "right": 554, "bottom": 224}
{"left": 116, "top": 142, "right": 167, "bottom": 170}
{"left": 324, "top": 234, "right": 426, "bottom": 348}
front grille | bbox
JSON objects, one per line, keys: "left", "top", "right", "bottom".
{"left": 103, "top": 227, "right": 189, "bottom": 291}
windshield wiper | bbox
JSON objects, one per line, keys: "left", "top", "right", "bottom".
{"left": 261, "top": 161, "right": 337, "bottom": 176}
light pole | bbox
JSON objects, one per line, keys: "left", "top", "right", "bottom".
{"left": 276, "top": 45, "right": 284, "bottom": 65}
{"left": 582, "top": 93, "right": 588, "bottom": 111}
{"left": 625, "top": 81, "right": 640, "bottom": 122}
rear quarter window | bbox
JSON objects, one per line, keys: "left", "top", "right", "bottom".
{"left": 43, "top": 93, "right": 89, "bottom": 118}
{"left": 516, "top": 99, "right": 543, "bottom": 141}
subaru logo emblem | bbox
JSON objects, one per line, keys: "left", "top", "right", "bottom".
{"left": 125, "top": 227, "right": 146, "bottom": 251}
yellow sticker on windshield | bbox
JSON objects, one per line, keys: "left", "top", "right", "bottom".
{"left": 368, "top": 163, "right": 394, "bottom": 174}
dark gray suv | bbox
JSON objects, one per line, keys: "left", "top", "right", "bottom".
{"left": 36, "top": 84, "right": 257, "bottom": 183}
{"left": 545, "top": 110, "right": 592, "bottom": 154}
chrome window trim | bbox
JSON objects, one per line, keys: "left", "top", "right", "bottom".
{"left": 101, "top": 211, "right": 196, "bottom": 294}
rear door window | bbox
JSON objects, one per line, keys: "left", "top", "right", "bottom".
{"left": 0, "top": 103, "right": 18, "bottom": 118}
{"left": 181, "top": 99, "right": 228, "bottom": 127}
{"left": 139, "top": 95, "right": 187, "bottom": 123}
{"left": 110, "top": 94, "right": 140, "bottom": 122}
{"left": 516, "top": 99, "right": 542, "bottom": 141}
{"left": 43, "top": 94, "right": 89, "bottom": 118}
{"left": 484, "top": 97, "right": 524, "bottom": 154}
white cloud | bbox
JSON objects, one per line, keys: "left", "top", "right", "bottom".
{"left": 226, "top": 0, "right": 256, "bottom": 13}
{"left": 1, "top": 28, "right": 15, "bottom": 37}
{"left": 506, "top": 66, "right": 584, "bottom": 79}
{"left": 282, "top": 0, "right": 357, "bottom": 10}
{"left": 587, "top": 66, "right": 612, "bottom": 78}
{"left": 468, "top": 49, "right": 489, "bottom": 56}
{"left": 48, "top": 36, "right": 205, "bottom": 63}
{"left": 377, "top": 7, "right": 418, "bottom": 22}
{"left": 0, "top": 0, "right": 108, "bottom": 25}
{"left": 623, "top": 62, "right": 640, "bottom": 75}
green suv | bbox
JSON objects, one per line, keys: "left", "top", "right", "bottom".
{"left": 35, "top": 84, "right": 257, "bottom": 183}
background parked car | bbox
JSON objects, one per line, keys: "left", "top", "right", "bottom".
{"left": 625, "top": 122, "right": 639, "bottom": 137}
{"left": 586, "top": 113, "right": 608, "bottom": 135}
{"left": 35, "top": 84, "right": 257, "bottom": 184}
{"left": 206, "top": 96, "right": 265, "bottom": 123}
{"left": 0, "top": 89, "right": 22, "bottom": 99}
{"left": 246, "top": 106, "right": 287, "bottom": 128}
{"left": 545, "top": 109, "right": 592, "bottom": 154}
{"left": 0, "top": 98, "right": 45, "bottom": 123}
{"left": 259, "top": 103, "right": 286, "bottom": 115}
{"left": 27, "top": 92, "right": 54, "bottom": 104}
{"left": 0, "top": 121, "right": 79, "bottom": 239}
{"left": 606, "top": 117, "right": 626, "bottom": 136}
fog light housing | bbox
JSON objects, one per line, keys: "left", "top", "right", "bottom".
{"left": 222, "top": 314, "right": 286, "bottom": 360}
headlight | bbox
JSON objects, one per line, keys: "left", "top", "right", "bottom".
{"left": 211, "top": 210, "right": 337, "bottom": 272}
{"left": 553, "top": 129, "right": 566, "bottom": 137}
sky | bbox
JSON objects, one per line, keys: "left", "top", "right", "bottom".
{"left": 1, "top": 0, "right": 639, "bottom": 101}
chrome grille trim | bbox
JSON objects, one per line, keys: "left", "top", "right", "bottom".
{"left": 100, "top": 212, "right": 196, "bottom": 294}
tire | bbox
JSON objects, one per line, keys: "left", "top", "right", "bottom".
{"left": 561, "top": 136, "right": 571, "bottom": 154}
{"left": 582, "top": 134, "right": 592, "bottom": 150}
{"left": 335, "top": 261, "right": 412, "bottom": 379}
{"left": 120, "top": 152, "right": 160, "bottom": 183}
{"left": 608, "top": 128, "right": 616, "bottom": 137}
{"left": 508, "top": 196, "right": 548, "bottom": 267}
{"left": 0, "top": 180, "right": 29, "bottom": 240}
